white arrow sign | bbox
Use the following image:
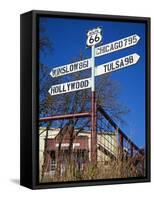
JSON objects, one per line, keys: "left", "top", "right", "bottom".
{"left": 48, "top": 78, "right": 91, "bottom": 96}
{"left": 95, "top": 34, "right": 140, "bottom": 57}
{"left": 50, "top": 59, "right": 91, "bottom": 78}
{"left": 95, "top": 53, "right": 140, "bottom": 76}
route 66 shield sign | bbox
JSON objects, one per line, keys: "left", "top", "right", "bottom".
{"left": 86, "top": 27, "right": 102, "bottom": 47}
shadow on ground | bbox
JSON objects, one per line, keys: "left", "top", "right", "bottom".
{"left": 10, "top": 179, "right": 20, "bottom": 185}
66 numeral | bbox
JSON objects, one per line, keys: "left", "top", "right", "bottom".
{"left": 88, "top": 34, "right": 101, "bottom": 44}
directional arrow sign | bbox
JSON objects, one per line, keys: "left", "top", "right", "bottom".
{"left": 48, "top": 78, "right": 91, "bottom": 96}
{"left": 95, "top": 53, "right": 140, "bottom": 76}
{"left": 50, "top": 58, "right": 91, "bottom": 78}
{"left": 95, "top": 34, "right": 140, "bottom": 57}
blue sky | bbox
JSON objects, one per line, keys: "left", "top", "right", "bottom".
{"left": 39, "top": 17, "right": 146, "bottom": 148}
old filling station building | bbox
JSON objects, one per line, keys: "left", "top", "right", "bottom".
{"left": 39, "top": 127, "right": 118, "bottom": 177}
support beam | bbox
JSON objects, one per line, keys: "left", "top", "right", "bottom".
{"left": 39, "top": 112, "right": 91, "bottom": 122}
{"left": 120, "top": 134, "right": 123, "bottom": 160}
{"left": 130, "top": 143, "right": 134, "bottom": 157}
{"left": 91, "top": 91, "right": 97, "bottom": 165}
{"left": 91, "top": 44, "right": 97, "bottom": 165}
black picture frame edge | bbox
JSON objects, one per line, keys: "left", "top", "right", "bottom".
{"left": 23, "top": 9, "right": 151, "bottom": 22}
{"left": 20, "top": 11, "right": 33, "bottom": 189}
{"left": 145, "top": 16, "right": 151, "bottom": 183}
{"left": 20, "top": 10, "right": 151, "bottom": 190}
